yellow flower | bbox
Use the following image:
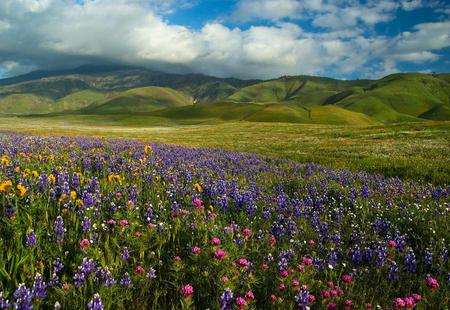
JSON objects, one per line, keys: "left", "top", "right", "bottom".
{"left": 144, "top": 145, "right": 152, "bottom": 154}
{"left": 70, "top": 191, "right": 77, "bottom": 200}
{"left": 17, "top": 184, "right": 27, "bottom": 197}
{"left": 194, "top": 183, "right": 202, "bottom": 193}
{"left": 1, "top": 155, "right": 10, "bottom": 166}
{"left": 0, "top": 180, "right": 12, "bottom": 191}
{"left": 48, "top": 175, "right": 56, "bottom": 184}
{"left": 32, "top": 170, "right": 39, "bottom": 177}
{"left": 108, "top": 173, "right": 115, "bottom": 182}
{"left": 60, "top": 193, "right": 67, "bottom": 201}
{"left": 15, "top": 166, "right": 20, "bottom": 173}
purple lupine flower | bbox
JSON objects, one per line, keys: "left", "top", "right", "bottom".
{"left": 31, "top": 273, "right": 47, "bottom": 299}
{"left": 87, "top": 293, "right": 103, "bottom": 310}
{"left": 73, "top": 272, "right": 85, "bottom": 288}
{"left": 146, "top": 268, "right": 156, "bottom": 279}
{"left": 13, "top": 284, "right": 33, "bottom": 310}
{"left": 405, "top": 249, "right": 416, "bottom": 273}
{"left": 120, "top": 273, "right": 131, "bottom": 287}
{"left": 0, "top": 292, "right": 11, "bottom": 309}
{"left": 295, "top": 286, "right": 311, "bottom": 309}
{"left": 103, "top": 268, "right": 116, "bottom": 287}
{"left": 81, "top": 216, "right": 91, "bottom": 234}
{"left": 53, "top": 258, "right": 64, "bottom": 274}
{"left": 219, "top": 289, "right": 234, "bottom": 310}
{"left": 424, "top": 248, "right": 433, "bottom": 268}
{"left": 389, "top": 262, "right": 399, "bottom": 281}
{"left": 120, "top": 247, "right": 130, "bottom": 260}
{"left": 25, "top": 230, "right": 37, "bottom": 248}
{"left": 54, "top": 216, "right": 65, "bottom": 244}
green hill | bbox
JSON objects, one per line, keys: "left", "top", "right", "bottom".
{"left": 0, "top": 65, "right": 449, "bottom": 123}
{"left": 84, "top": 86, "right": 193, "bottom": 114}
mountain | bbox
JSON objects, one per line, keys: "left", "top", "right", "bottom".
{"left": 0, "top": 64, "right": 449, "bottom": 124}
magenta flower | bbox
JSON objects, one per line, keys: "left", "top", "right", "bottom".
{"left": 235, "top": 297, "right": 247, "bottom": 309}
{"left": 387, "top": 240, "right": 397, "bottom": 248}
{"left": 181, "top": 284, "right": 194, "bottom": 298}
{"left": 193, "top": 198, "right": 202, "bottom": 208}
{"left": 79, "top": 239, "right": 89, "bottom": 249}
{"left": 191, "top": 246, "right": 201, "bottom": 254}
{"left": 210, "top": 237, "right": 221, "bottom": 246}
{"left": 291, "top": 280, "right": 299, "bottom": 287}
{"left": 135, "top": 266, "right": 144, "bottom": 274}
{"left": 425, "top": 276, "right": 439, "bottom": 289}
{"left": 214, "top": 249, "right": 227, "bottom": 261}
{"left": 238, "top": 258, "right": 249, "bottom": 267}
{"left": 327, "top": 302, "right": 337, "bottom": 310}
{"left": 245, "top": 291, "right": 254, "bottom": 300}
{"left": 242, "top": 228, "right": 252, "bottom": 238}
{"left": 393, "top": 297, "right": 406, "bottom": 309}
{"left": 119, "top": 219, "right": 129, "bottom": 227}
{"left": 342, "top": 274, "right": 352, "bottom": 283}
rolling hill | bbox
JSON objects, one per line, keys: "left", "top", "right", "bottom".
{"left": 0, "top": 65, "right": 449, "bottom": 124}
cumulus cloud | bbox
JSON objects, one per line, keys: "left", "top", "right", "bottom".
{"left": 0, "top": 0, "right": 448, "bottom": 79}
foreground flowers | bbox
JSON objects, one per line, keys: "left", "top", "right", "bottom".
{"left": 0, "top": 133, "right": 448, "bottom": 309}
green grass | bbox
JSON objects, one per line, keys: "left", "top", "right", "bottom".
{"left": 0, "top": 116, "right": 448, "bottom": 184}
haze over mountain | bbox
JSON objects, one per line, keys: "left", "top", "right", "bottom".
{"left": 0, "top": 64, "right": 448, "bottom": 125}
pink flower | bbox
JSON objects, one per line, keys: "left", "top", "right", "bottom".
{"left": 280, "top": 270, "right": 288, "bottom": 278}
{"left": 291, "top": 280, "right": 299, "bottom": 287}
{"left": 308, "top": 239, "right": 315, "bottom": 246}
{"left": 342, "top": 274, "right": 352, "bottom": 283}
{"left": 327, "top": 302, "right": 337, "bottom": 310}
{"left": 270, "top": 294, "right": 277, "bottom": 302}
{"left": 174, "top": 256, "right": 181, "bottom": 262}
{"left": 107, "top": 219, "right": 116, "bottom": 226}
{"left": 214, "top": 249, "right": 227, "bottom": 261}
{"left": 245, "top": 291, "right": 254, "bottom": 300}
{"left": 302, "top": 256, "right": 313, "bottom": 266}
{"left": 119, "top": 219, "right": 129, "bottom": 227}
{"left": 243, "top": 228, "right": 252, "bottom": 238}
{"left": 193, "top": 198, "right": 202, "bottom": 208}
{"left": 411, "top": 294, "right": 421, "bottom": 302}
{"left": 327, "top": 281, "right": 334, "bottom": 288}
{"left": 279, "top": 283, "right": 286, "bottom": 291}
{"left": 393, "top": 297, "right": 406, "bottom": 309}
{"left": 388, "top": 240, "right": 397, "bottom": 248}
{"left": 210, "top": 237, "right": 221, "bottom": 246}
{"left": 136, "top": 266, "right": 144, "bottom": 274}
{"left": 191, "top": 246, "right": 201, "bottom": 254}
{"left": 221, "top": 276, "right": 229, "bottom": 283}
{"left": 309, "top": 295, "right": 316, "bottom": 303}
{"left": 261, "top": 263, "right": 268, "bottom": 270}
{"left": 147, "top": 223, "right": 156, "bottom": 229}
{"left": 404, "top": 297, "right": 415, "bottom": 308}
{"left": 181, "top": 284, "right": 194, "bottom": 298}
{"left": 322, "top": 290, "right": 330, "bottom": 298}
{"left": 269, "top": 235, "right": 276, "bottom": 245}
{"left": 116, "top": 192, "right": 122, "bottom": 199}
{"left": 298, "top": 264, "right": 305, "bottom": 272}
{"left": 330, "top": 290, "right": 338, "bottom": 297}
{"left": 345, "top": 299, "right": 353, "bottom": 307}
{"left": 365, "top": 303, "right": 373, "bottom": 309}
{"left": 235, "top": 297, "right": 247, "bottom": 309}
{"left": 238, "top": 258, "right": 250, "bottom": 267}
{"left": 425, "top": 276, "right": 439, "bottom": 289}
{"left": 79, "top": 239, "right": 89, "bottom": 249}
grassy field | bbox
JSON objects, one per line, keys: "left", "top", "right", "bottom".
{"left": 0, "top": 116, "right": 448, "bottom": 184}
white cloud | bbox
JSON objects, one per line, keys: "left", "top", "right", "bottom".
{"left": 0, "top": 0, "right": 448, "bottom": 79}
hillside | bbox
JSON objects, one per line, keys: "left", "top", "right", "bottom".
{"left": 0, "top": 65, "right": 449, "bottom": 124}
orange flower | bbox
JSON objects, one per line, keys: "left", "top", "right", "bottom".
{"left": 17, "top": 184, "right": 27, "bottom": 197}
{"left": 0, "top": 180, "right": 12, "bottom": 191}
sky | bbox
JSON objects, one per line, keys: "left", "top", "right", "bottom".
{"left": 0, "top": 0, "right": 449, "bottom": 80}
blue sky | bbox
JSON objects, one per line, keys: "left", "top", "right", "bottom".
{"left": 0, "top": 0, "right": 449, "bottom": 79}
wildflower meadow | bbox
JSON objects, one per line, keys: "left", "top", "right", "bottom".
{"left": 0, "top": 133, "right": 448, "bottom": 309}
